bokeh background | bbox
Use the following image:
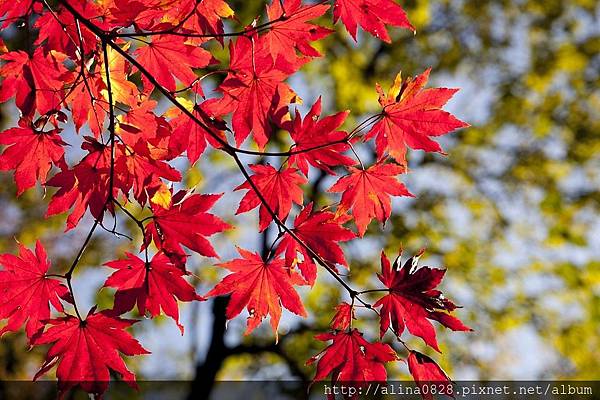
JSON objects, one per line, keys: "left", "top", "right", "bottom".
{"left": 0, "top": 0, "right": 599, "bottom": 397}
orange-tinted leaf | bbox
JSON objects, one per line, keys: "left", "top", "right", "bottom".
{"left": 261, "top": 0, "right": 333, "bottom": 63}
{"left": 330, "top": 302, "right": 355, "bottom": 331}
{"left": 328, "top": 161, "right": 413, "bottom": 236}
{"left": 207, "top": 248, "right": 307, "bottom": 336}
{"left": 135, "top": 35, "right": 215, "bottom": 93}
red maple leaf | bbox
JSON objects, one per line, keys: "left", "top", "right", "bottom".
{"left": 34, "top": 1, "right": 101, "bottom": 58}
{"left": 167, "top": 100, "right": 226, "bottom": 164}
{"left": 235, "top": 163, "right": 307, "bottom": 231}
{"left": 203, "top": 35, "right": 303, "bottom": 148}
{"left": 373, "top": 250, "right": 472, "bottom": 351}
{"left": 135, "top": 35, "right": 216, "bottom": 93}
{"left": 261, "top": 0, "right": 333, "bottom": 63}
{"left": 145, "top": 190, "right": 230, "bottom": 262}
{"left": 285, "top": 97, "right": 355, "bottom": 176}
{"left": 0, "top": 241, "right": 71, "bottom": 339}
{"left": 0, "top": 120, "right": 67, "bottom": 195}
{"left": 45, "top": 137, "right": 117, "bottom": 231}
{"left": 330, "top": 302, "right": 355, "bottom": 331}
{"left": 0, "top": 0, "right": 40, "bottom": 29}
{"left": 333, "top": 0, "right": 414, "bottom": 43}
{"left": 152, "top": 0, "right": 235, "bottom": 38}
{"left": 307, "top": 329, "right": 397, "bottom": 385}
{"left": 328, "top": 161, "right": 413, "bottom": 236}
{"left": 0, "top": 48, "right": 69, "bottom": 117}
{"left": 407, "top": 350, "right": 452, "bottom": 400}
{"left": 32, "top": 310, "right": 149, "bottom": 397}
{"left": 206, "top": 247, "right": 307, "bottom": 337}
{"left": 104, "top": 252, "right": 203, "bottom": 333}
{"left": 68, "top": 75, "right": 107, "bottom": 138}
{"left": 275, "top": 202, "right": 354, "bottom": 284}
{"left": 116, "top": 140, "right": 182, "bottom": 204}
{"left": 365, "top": 69, "right": 469, "bottom": 166}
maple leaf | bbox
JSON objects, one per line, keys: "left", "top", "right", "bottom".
{"left": 285, "top": 97, "right": 356, "bottom": 176}
{"left": 116, "top": 140, "right": 182, "bottom": 204}
{"left": 365, "top": 69, "right": 469, "bottom": 166}
{"left": 145, "top": 190, "right": 230, "bottom": 262}
{"left": 203, "top": 36, "right": 303, "bottom": 149}
{"left": 373, "top": 250, "right": 472, "bottom": 351}
{"left": 104, "top": 252, "right": 202, "bottom": 333}
{"left": 330, "top": 302, "right": 355, "bottom": 331}
{"left": 100, "top": 43, "right": 138, "bottom": 107}
{"left": 192, "top": 0, "right": 235, "bottom": 36}
{"left": 261, "top": 0, "right": 333, "bottom": 63}
{"left": 34, "top": 1, "right": 101, "bottom": 58}
{"left": 206, "top": 248, "right": 307, "bottom": 337}
{"left": 407, "top": 351, "right": 452, "bottom": 400}
{"left": 328, "top": 161, "right": 413, "bottom": 236}
{"left": 32, "top": 310, "right": 149, "bottom": 397}
{"left": 0, "top": 0, "right": 40, "bottom": 29}
{"left": 235, "top": 164, "right": 307, "bottom": 232}
{"left": 0, "top": 121, "right": 67, "bottom": 195}
{"left": 135, "top": 35, "right": 215, "bottom": 93}
{"left": 307, "top": 329, "right": 397, "bottom": 386}
{"left": 333, "top": 0, "right": 414, "bottom": 43}
{"left": 45, "top": 138, "right": 117, "bottom": 231}
{"left": 167, "top": 98, "right": 226, "bottom": 164}
{"left": 68, "top": 76, "right": 107, "bottom": 138}
{"left": 154, "top": 0, "right": 235, "bottom": 38}
{"left": 275, "top": 202, "right": 354, "bottom": 284}
{"left": 115, "top": 98, "right": 178, "bottom": 160}
{"left": 0, "top": 241, "right": 71, "bottom": 339}
{"left": 0, "top": 48, "right": 69, "bottom": 116}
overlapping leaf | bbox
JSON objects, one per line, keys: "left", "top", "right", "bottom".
{"left": 235, "top": 164, "right": 307, "bottom": 231}
{"left": 0, "top": 48, "right": 69, "bottom": 116}
{"left": 286, "top": 97, "right": 355, "bottom": 176}
{"left": 203, "top": 36, "right": 303, "bottom": 148}
{"left": 104, "top": 252, "right": 203, "bottom": 333}
{"left": 275, "top": 202, "right": 354, "bottom": 284}
{"left": 145, "top": 190, "right": 230, "bottom": 263}
{"left": 261, "top": 0, "right": 333, "bottom": 63}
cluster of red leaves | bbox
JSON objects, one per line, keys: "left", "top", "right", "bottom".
{"left": 0, "top": 0, "right": 469, "bottom": 398}
{"left": 308, "top": 250, "right": 470, "bottom": 398}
